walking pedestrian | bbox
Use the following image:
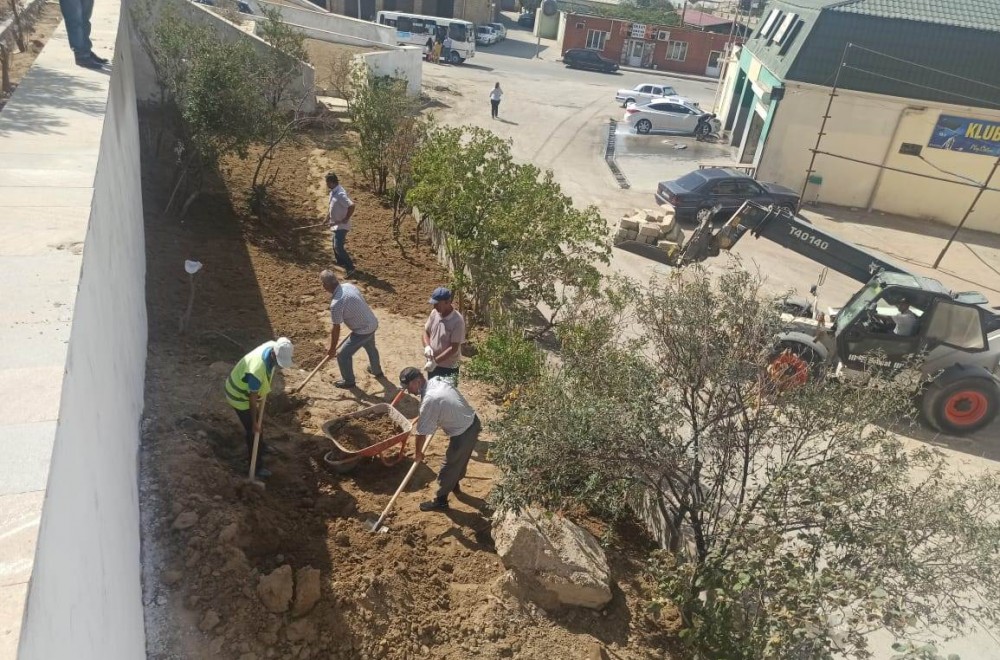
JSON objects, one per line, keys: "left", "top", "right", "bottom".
{"left": 58, "top": 0, "right": 109, "bottom": 69}
{"left": 326, "top": 172, "right": 356, "bottom": 278}
{"left": 321, "top": 270, "right": 383, "bottom": 389}
{"left": 398, "top": 367, "right": 482, "bottom": 512}
{"left": 224, "top": 337, "right": 294, "bottom": 479}
{"left": 422, "top": 287, "right": 465, "bottom": 382}
{"left": 424, "top": 36, "right": 434, "bottom": 61}
{"left": 489, "top": 82, "right": 503, "bottom": 119}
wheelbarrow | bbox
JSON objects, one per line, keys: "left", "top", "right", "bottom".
{"left": 322, "top": 393, "right": 415, "bottom": 473}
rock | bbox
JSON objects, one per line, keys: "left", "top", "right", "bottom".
{"left": 293, "top": 566, "right": 322, "bottom": 617}
{"left": 625, "top": 229, "right": 638, "bottom": 241}
{"left": 638, "top": 223, "right": 661, "bottom": 239}
{"left": 218, "top": 522, "right": 239, "bottom": 545}
{"left": 222, "top": 546, "right": 249, "bottom": 573}
{"left": 493, "top": 508, "right": 612, "bottom": 610}
{"left": 199, "top": 610, "right": 221, "bottom": 632}
{"left": 257, "top": 565, "right": 294, "bottom": 613}
{"left": 659, "top": 223, "right": 683, "bottom": 243}
{"left": 286, "top": 619, "right": 318, "bottom": 643}
{"left": 209, "top": 636, "right": 225, "bottom": 655}
{"left": 161, "top": 569, "right": 183, "bottom": 586}
{"left": 618, "top": 218, "right": 639, "bottom": 232}
{"left": 641, "top": 209, "right": 660, "bottom": 223}
{"left": 334, "top": 532, "right": 351, "bottom": 547}
{"left": 613, "top": 228, "right": 630, "bottom": 243}
{"left": 173, "top": 511, "right": 199, "bottom": 530}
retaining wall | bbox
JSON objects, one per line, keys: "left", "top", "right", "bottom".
{"left": 253, "top": 0, "right": 395, "bottom": 47}
{"left": 358, "top": 45, "right": 422, "bottom": 95}
{"left": 0, "top": 0, "right": 147, "bottom": 658}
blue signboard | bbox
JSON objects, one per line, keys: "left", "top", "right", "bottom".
{"left": 927, "top": 114, "right": 1000, "bottom": 157}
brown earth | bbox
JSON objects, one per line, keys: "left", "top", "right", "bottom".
{"left": 139, "top": 113, "right": 678, "bottom": 660}
{"left": 0, "top": 2, "right": 64, "bottom": 112}
{"left": 327, "top": 415, "right": 402, "bottom": 452}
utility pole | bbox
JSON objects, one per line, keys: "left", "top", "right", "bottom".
{"left": 798, "top": 42, "right": 850, "bottom": 212}
{"left": 932, "top": 155, "right": 1000, "bottom": 269}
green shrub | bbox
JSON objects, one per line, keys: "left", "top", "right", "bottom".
{"left": 466, "top": 325, "right": 543, "bottom": 397}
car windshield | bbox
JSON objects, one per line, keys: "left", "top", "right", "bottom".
{"left": 449, "top": 23, "right": 470, "bottom": 41}
{"left": 835, "top": 280, "right": 883, "bottom": 331}
{"left": 675, "top": 172, "right": 709, "bottom": 191}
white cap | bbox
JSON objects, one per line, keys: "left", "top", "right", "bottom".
{"left": 274, "top": 337, "right": 294, "bottom": 368}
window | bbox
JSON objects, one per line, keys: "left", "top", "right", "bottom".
{"left": 772, "top": 12, "right": 797, "bottom": 44}
{"left": 925, "top": 302, "right": 987, "bottom": 351}
{"left": 575, "top": 22, "right": 585, "bottom": 29}
{"left": 411, "top": 19, "right": 427, "bottom": 34}
{"left": 586, "top": 29, "right": 609, "bottom": 50}
{"left": 712, "top": 181, "right": 738, "bottom": 195}
{"left": 736, "top": 181, "right": 763, "bottom": 196}
{"left": 759, "top": 9, "right": 783, "bottom": 39}
{"left": 630, "top": 23, "right": 646, "bottom": 38}
{"left": 449, "top": 23, "right": 469, "bottom": 42}
{"left": 656, "top": 30, "right": 670, "bottom": 41}
{"left": 647, "top": 102, "right": 669, "bottom": 111}
{"left": 639, "top": 85, "right": 653, "bottom": 93}
{"left": 396, "top": 16, "right": 412, "bottom": 31}
{"left": 662, "top": 103, "right": 688, "bottom": 114}
{"left": 665, "top": 40, "right": 688, "bottom": 61}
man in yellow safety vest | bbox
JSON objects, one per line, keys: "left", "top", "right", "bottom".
{"left": 225, "top": 337, "right": 294, "bottom": 479}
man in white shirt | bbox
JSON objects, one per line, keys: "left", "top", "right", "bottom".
{"left": 326, "top": 172, "right": 356, "bottom": 278}
{"left": 443, "top": 35, "right": 454, "bottom": 62}
{"left": 892, "top": 299, "right": 919, "bottom": 337}
{"left": 399, "top": 367, "right": 481, "bottom": 512}
{"left": 322, "top": 270, "right": 382, "bottom": 388}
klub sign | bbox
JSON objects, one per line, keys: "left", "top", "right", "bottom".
{"left": 928, "top": 114, "right": 1000, "bottom": 157}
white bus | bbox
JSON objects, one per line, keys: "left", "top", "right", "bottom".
{"left": 376, "top": 11, "right": 475, "bottom": 64}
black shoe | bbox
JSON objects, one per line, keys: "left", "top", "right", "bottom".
{"left": 75, "top": 56, "right": 104, "bottom": 70}
{"left": 366, "top": 366, "right": 384, "bottom": 378}
{"left": 419, "top": 498, "right": 449, "bottom": 512}
{"left": 334, "top": 380, "right": 356, "bottom": 389}
{"left": 90, "top": 53, "right": 110, "bottom": 65}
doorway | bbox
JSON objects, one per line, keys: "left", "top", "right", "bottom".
{"left": 626, "top": 40, "right": 645, "bottom": 67}
{"left": 740, "top": 109, "right": 765, "bottom": 164}
{"left": 705, "top": 50, "right": 723, "bottom": 77}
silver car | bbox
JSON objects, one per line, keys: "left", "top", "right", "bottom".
{"left": 623, "top": 97, "right": 720, "bottom": 136}
{"left": 488, "top": 22, "right": 507, "bottom": 40}
{"left": 614, "top": 83, "right": 679, "bottom": 107}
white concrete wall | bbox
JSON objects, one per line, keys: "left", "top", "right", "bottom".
{"left": 758, "top": 82, "right": 1000, "bottom": 233}
{"left": 0, "top": 0, "right": 147, "bottom": 658}
{"left": 357, "top": 45, "right": 423, "bottom": 96}
{"left": 130, "top": 0, "right": 316, "bottom": 112}
{"left": 254, "top": 0, "right": 395, "bottom": 47}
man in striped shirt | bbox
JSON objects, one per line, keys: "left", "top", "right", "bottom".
{"left": 322, "top": 270, "right": 382, "bottom": 389}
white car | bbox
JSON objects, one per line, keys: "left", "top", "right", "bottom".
{"left": 488, "top": 22, "right": 507, "bottom": 40}
{"left": 623, "top": 97, "right": 721, "bottom": 136}
{"left": 615, "top": 83, "right": 679, "bottom": 108}
{"left": 476, "top": 25, "right": 499, "bottom": 45}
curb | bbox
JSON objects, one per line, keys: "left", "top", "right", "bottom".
{"left": 616, "top": 65, "right": 720, "bottom": 84}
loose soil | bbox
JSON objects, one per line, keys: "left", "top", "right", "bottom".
{"left": 328, "top": 415, "right": 403, "bottom": 452}
{"left": 0, "top": 2, "right": 64, "bottom": 112}
{"left": 139, "top": 111, "right": 678, "bottom": 659}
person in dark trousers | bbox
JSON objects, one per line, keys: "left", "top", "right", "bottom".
{"left": 489, "top": 82, "right": 503, "bottom": 119}
{"left": 224, "top": 338, "right": 294, "bottom": 479}
{"left": 321, "top": 269, "right": 383, "bottom": 388}
{"left": 399, "top": 367, "right": 482, "bottom": 512}
{"left": 326, "top": 172, "right": 356, "bottom": 278}
{"left": 58, "top": 0, "right": 108, "bottom": 69}
{"left": 424, "top": 36, "right": 434, "bottom": 61}
{"left": 422, "top": 287, "right": 465, "bottom": 382}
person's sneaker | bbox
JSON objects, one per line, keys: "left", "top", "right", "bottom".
{"left": 75, "top": 56, "right": 104, "bottom": 70}
{"left": 366, "top": 366, "right": 384, "bottom": 378}
{"left": 89, "top": 53, "right": 110, "bottom": 65}
{"left": 254, "top": 467, "right": 272, "bottom": 480}
{"left": 419, "top": 498, "right": 449, "bottom": 512}
{"left": 334, "top": 379, "right": 356, "bottom": 389}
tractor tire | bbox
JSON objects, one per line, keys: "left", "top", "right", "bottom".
{"left": 766, "top": 341, "right": 825, "bottom": 389}
{"left": 920, "top": 378, "right": 999, "bottom": 436}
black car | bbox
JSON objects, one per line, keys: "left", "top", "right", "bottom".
{"left": 517, "top": 11, "right": 535, "bottom": 27}
{"left": 655, "top": 168, "right": 800, "bottom": 223}
{"left": 563, "top": 48, "right": 620, "bottom": 73}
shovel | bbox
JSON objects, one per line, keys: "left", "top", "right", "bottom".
{"left": 247, "top": 395, "right": 268, "bottom": 489}
{"left": 291, "top": 335, "right": 350, "bottom": 396}
{"left": 363, "top": 429, "right": 434, "bottom": 533}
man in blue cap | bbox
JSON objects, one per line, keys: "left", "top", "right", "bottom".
{"left": 422, "top": 287, "right": 466, "bottom": 381}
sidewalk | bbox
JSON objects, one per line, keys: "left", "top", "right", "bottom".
{"left": 616, "top": 64, "right": 720, "bottom": 84}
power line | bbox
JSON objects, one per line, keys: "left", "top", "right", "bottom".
{"left": 811, "top": 149, "right": 1000, "bottom": 194}
{"left": 842, "top": 65, "right": 1000, "bottom": 109}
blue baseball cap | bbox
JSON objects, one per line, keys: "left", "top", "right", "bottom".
{"left": 428, "top": 287, "right": 453, "bottom": 304}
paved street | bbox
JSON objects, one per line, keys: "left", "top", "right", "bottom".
{"left": 419, "top": 17, "right": 1000, "bottom": 658}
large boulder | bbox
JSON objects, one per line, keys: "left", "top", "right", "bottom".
{"left": 493, "top": 508, "right": 612, "bottom": 610}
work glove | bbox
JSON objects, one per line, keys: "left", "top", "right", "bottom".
{"left": 424, "top": 359, "right": 437, "bottom": 372}
{"left": 423, "top": 346, "right": 434, "bottom": 359}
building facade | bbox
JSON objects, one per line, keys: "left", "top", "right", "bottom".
{"left": 323, "top": 0, "right": 495, "bottom": 26}
{"left": 716, "top": 0, "right": 1000, "bottom": 232}
{"left": 559, "top": 13, "right": 742, "bottom": 77}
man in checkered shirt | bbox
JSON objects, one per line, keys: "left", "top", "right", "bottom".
{"left": 321, "top": 270, "right": 383, "bottom": 389}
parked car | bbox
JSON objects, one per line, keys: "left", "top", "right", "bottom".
{"left": 517, "top": 11, "right": 535, "bottom": 27}
{"left": 563, "top": 48, "right": 619, "bottom": 73}
{"left": 623, "top": 97, "right": 720, "bottom": 135}
{"left": 488, "top": 22, "right": 507, "bottom": 40}
{"left": 655, "top": 168, "right": 800, "bottom": 223}
{"left": 615, "top": 83, "right": 679, "bottom": 107}
{"left": 476, "top": 25, "right": 499, "bottom": 45}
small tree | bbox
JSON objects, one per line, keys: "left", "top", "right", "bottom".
{"left": 348, "top": 66, "right": 418, "bottom": 197}
{"left": 255, "top": 6, "right": 310, "bottom": 110}
{"left": 490, "top": 266, "right": 1000, "bottom": 660}
{"left": 407, "top": 125, "right": 610, "bottom": 328}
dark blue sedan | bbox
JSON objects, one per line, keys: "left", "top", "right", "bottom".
{"left": 655, "top": 168, "right": 800, "bottom": 224}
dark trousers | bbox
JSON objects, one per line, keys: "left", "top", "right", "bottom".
{"left": 436, "top": 415, "right": 481, "bottom": 501}
{"left": 490, "top": 99, "right": 500, "bottom": 118}
{"left": 428, "top": 365, "right": 459, "bottom": 383}
{"left": 234, "top": 407, "right": 263, "bottom": 468}
{"left": 59, "top": 0, "right": 94, "bottom": 56}
{"left": 333, "top": 229, "right": 354, "bottom": 272}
